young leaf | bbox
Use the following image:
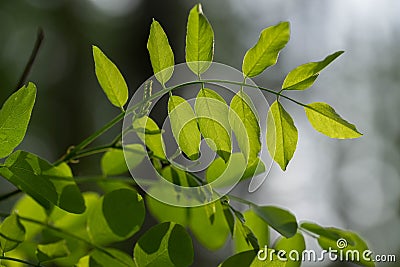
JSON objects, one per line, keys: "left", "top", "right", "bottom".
{"left": 134, "top": 222, "right": 194, "bottom": 267}
{"left": 282, "top": 51, "right": 344, "bottom": 90}
{"left": 0, "top": 82, "right": 36, "bottom": 159}
{"left": 274, "top": 232, "right": 305, "bottom": 267}
{"left": 195, "top": 88, "right": 231, "bottom": 162}
{"left": 93, "top": 46, "right": 128, "bottom": 108}
{"left": 234, "top": 210, "right": 270, "bottom": 253}
{"left": 147, "top": 19, "right": 174, "bottom": 85}
{"left": 87, "top": 188, "right": 145, "bottom": 245}
{"left": 229, "top": 91, "right": 261, "bottom": 165}
{"left": 242, "top": 22, "right": 290, "bottom": 78}
{"left": 189, "top": 201, "right": 230, "bottom": 250}
{"left": 252, "top": 206, "right": 298, "bottom": 238}
{"left": 101, "top": 144, "right": 146, "bottom": 176}
{"left": 0, "top": 213, "right": 26, "bottom": 253}
{"left": 0, "top": 151, "right": 85, "bottom": 214}
{"left": 267, "top": 101, "right": 298, "bottom": 171}
{"left": 304, "top": 102, "right": 362, "bottom": 139}
{"left": 168, "top": 95, "right": 201, "bottom": 160}
{"left": 133, "top": 116, "right": 166, "bottom": 160}
{"left": 36, "top": 240, "right": 70, "bottom": 263}
{"left": 186, "top": 4, "right": 214, "bottom": 75}
{"left": 218, "top": 250, "right": 286, "bottom": 267}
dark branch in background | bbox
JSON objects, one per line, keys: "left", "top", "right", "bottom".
{"left": 15, "top": 27, "right": 44, "bottom": 91}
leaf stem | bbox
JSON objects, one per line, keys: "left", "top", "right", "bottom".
{"left": 0, "top": 256, "right": 44, "bottom": 267}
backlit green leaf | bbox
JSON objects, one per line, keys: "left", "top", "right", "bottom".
{"left": 147, "top": 20, "right": 174, "bottom": 85}
{"left": 267, "top": 101, "right": 298, "bottom": 171}
{"left": 189, "top": 201, "right": 230, "bottom": 250}
{"left": 134, "top": 222, "right": 193, "bottom": 267}
{"left": 36, "top": 240, "right": 70, "bottom": 263}
{"left": 146, "top": 195, "right": 188, "bottom": 226}
{"left": 304, "top": 102, "right": 362, "bottom": 139}
{"left": 0, "top": 82, "right": 36, "bottom": 159}
{"left": 235, "top": 210, "right": 270, "bottom": 253}
{"left": 274, "top": 233, "right": 305, "bottom": 267}
{"left": 229, "top": 91, "right": 261, "bottom": 165}
{"left": 168, "top": 95, "right": 201, "bottom": 160}
{"left": 242, "top": 22, "right": 290, "bottom": 78}
{"left": 90, "top": 248, "right": 135, "bottom": 267}
{"left": 253, "top": 206, "right": 297, "bottom": 238}
{"left": 219, "top": 250, "right": 286, "bottom": 267}
{"left": 133, "top": 116, "right": 166, "bottom": 159}
{"left": 87, "top": 188, "right": 144, "bottom": 245}
{"left": 282, "top": 51, "right": 344, "bottom": 90}
{"left": 195, "top": 88, "right": 231, "bottom": 161}
{"left": 0, "top": 214, "right": 25, "bottom": 253}
{"left": 0, "top": 151, "right": 85, "bottom": 214}
{"left": 93, "top": 46, "right": 128, "bottom": 108}
{"left": 186, "top": 4, "right": 214, "bottom": 75}
{"left": 101, "top": 144, "right": 146, "bottom": 176}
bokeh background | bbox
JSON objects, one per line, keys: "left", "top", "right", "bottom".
{"left": 0, "top": 0, "right": 399, "bottom": 266}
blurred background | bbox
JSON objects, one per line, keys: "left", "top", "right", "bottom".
{"left": 0, "top": 0, "right": 399, "bottom": 266}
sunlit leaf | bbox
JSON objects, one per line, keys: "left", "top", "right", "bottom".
{"left": 0, "top": 214, "right": 25, "bottom": 253}
{"left": 93, "top": 46, "right": 128, "bottom": 108}
{"left": 168, "top": 95, "right": 201, "bottom": 160}
{"left": 282, "top": 51, "right": 344, "bottom": 90}
{"left": 304, "top": 102, "right": 362, "bottom": 139}
{"left": 133, "top": 116, "right": 166, "bottom": 159}
{"left": 195, "top": 88, "right": 231, "bottom": 161}
{"left": 0, "top": 151, "right": 85, "bottom": 214}
{"left": 134, "top": 222, "right": 193, "bottom": 267}
{"left": 229, "top": 91, "right": 261, "bottom": 165}
{"left": 274, "top": 232, "right": 305, "bottom": 267}
{"left": 101, "top": 144, "right": 146, "bottom": 176}
{"left": 0, "top": 82, "right": 36, "bottom": 159}
{"left": 147, "top": 20, "right": 174, "bottom": 85}
{"left": 242, "top": 22, "right": 290, "bottom": 78}
{"left": 253, "top": 206, "right": 297, "bottom": 238}
{"left": 267, "top": 101, "right": 298, "bottom": 170}
{"left": 146, "top": 195, "right": 189, "bottom": 226}
{"left": 186, "top": 4, "right": 214, "bottom": 75}
{"left": 218, "top": 250, "right": 287, "bottom": 267}
{"left": 235, "top": 210, "right": 269, "bottom": 253}
{"left": 36, "top": 240, "right": 70, "bottom": 263}
{"left": 87, "top": 189, "right": 144, "bottom": 245}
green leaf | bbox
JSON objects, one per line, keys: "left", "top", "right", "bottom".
{"left": 168, "top": 95, "right": 201, "bottom": 160}
{"left": 91, "top": 248, "right": 135, "bottom": 267}
{"left": 242, "top": 22, "right": 290, "bottom": 78}
{"left": 134, "top": 222, "right": 193, "bottom": 267}
{"left": 36, "top": 240, "right": 70, "bottom": 263}
{"left": 133, "top": 116, "right": 166, "bottom": 159}
{"left": 274, "top": 233, "right": 305, "bottom": 267}
{"left": 304, "top": 102, "right": 362, "bottom": 139}
{"left": 234, "top": 221, "right": 260, "bottom": 252}
{"left": 229, "top": 91, "right": 261, "bottom": 165}
{"left": 267, "top": 101, "right": 298, "bottom": 171}
{"left": 219, "top": 250, "right": 287, "bottom": 267}
{"left": 222, "top": 203, "right": 235, "bottom": 236}
{"left": 93, "top": 46, "right": 128, "bottom": 108}
{"left": 185, "top": 4, "right": 214, "bottom": 75}
{"left": 282, "top": 51, "right": 344, "bottom": 90}
{"left": 235, "top": 210, "right": 270, "bottom": 253}
{"left": 101, "top": 144, "right": 146, "bottom": 176}
{"left": 252, "top": 206, "right": 297, "bottom": 238}
{"left": 147, "top": 19, "right": 174, "bottom": 85}
{"left": 87, "top": 188, "right": 145, "bottom": 245}
{"left": 301, "top": 222, "right": 374, "bottom": 267}
{"left": 195, "top": 88, "right": 231, "bottom": 161}
{"left": 0, "top": 82, "right": 36, "bottom": 159}
{"left": 0, "top": 151, "right": 85, "bottom": 214}
{"left": 189, "top": 201, "right": 230, "bottom": 250}
{"left": 146, "top": 195, "right": 188, "bottom": 226}
{"left": 0, "top": 214, "right": 26, "bottom": 253}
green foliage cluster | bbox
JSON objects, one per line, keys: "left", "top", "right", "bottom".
{"left": 0, "top": 3, "right": 370, "bottom": 267}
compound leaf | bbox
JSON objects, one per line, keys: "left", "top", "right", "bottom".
{"left": 304, "top": 102, "right": 362, "bottom": 139}
{"left": 93, "top": 46, "right": 128, "bottom": 108}
{"left": 242, "top": 22, "right": 290, "bottom": 78}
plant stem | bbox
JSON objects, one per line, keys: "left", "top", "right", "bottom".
{"left": 0, "top": 256, "right": 44, "bottom": 267}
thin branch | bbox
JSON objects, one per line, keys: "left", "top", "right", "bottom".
{"left": 15, "top": 27, "right": 45, "bottom": 91}
{"left": 0, "top": 256, "right": 43, "bottom": 267}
